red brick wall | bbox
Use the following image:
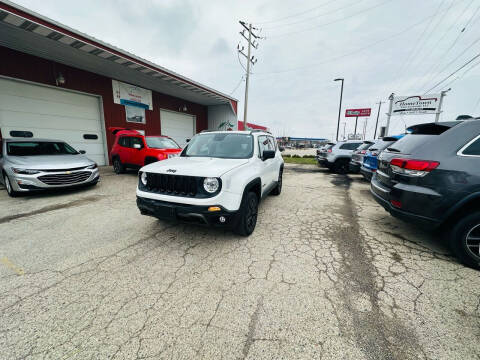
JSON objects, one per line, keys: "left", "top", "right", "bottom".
{"left": 0, "top": 46, "right": 208, "bottom": 161}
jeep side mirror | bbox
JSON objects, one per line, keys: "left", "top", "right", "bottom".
{"left": 262, "top": 150, "right": 275, "bottom": 161}
{"left": 133, "top": 143, "right": 142, "bottom": 149}
{"left": 79, "top": 150, "right": 86, "bottom": 154}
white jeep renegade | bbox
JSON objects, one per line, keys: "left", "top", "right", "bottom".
{"left": 136, "top": 130, "right": 284, "bottom": 235}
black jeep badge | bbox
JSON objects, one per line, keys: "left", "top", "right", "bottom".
{"left": 166, "top": 169, "right": 177, "bottom": 173}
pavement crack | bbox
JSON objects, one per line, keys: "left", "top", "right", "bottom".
{"left": 240, "top": 295, "right": 264, "bottom": 360}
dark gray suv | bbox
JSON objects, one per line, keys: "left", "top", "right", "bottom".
{"left": 370, "top": 120, "right": 480, "bottom": 268}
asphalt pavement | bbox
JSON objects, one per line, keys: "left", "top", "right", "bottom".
{"left": 0, "top": 165, "right": 479, "bottom": 359}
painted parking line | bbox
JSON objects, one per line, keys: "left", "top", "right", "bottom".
{"left": 0, "top": 256, "right": 25, "bottom": 275}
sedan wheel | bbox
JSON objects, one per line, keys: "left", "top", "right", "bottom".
{"left": 4, "top": 174, "right": 17, "bottom": 197}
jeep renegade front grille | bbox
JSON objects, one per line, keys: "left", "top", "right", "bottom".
{"left": 144, "top": 173, "right": 198, "bottom": 197}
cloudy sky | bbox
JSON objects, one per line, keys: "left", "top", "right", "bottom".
{"left": 13, "top": 0, "right": 480, "bottom": 139}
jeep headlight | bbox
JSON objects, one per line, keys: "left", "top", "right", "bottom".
{"left": 86, "top": 163, "right": 98, "bottom": 170}
{"left": 203, "top": 177, "right": 219, "bottom": 193}
{"left": 140, "top": 172, "right": 148, "bottom": 186}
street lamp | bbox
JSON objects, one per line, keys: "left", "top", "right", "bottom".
{"left": 334, "top": 78, "right": 344, "bottom": 142}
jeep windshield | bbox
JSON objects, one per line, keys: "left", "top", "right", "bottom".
{"left": 182, "top": 133, "right": 254, "bottom": 159}
{"left": 7, "top": 141, "right": 79, "bottom": 156}
{"left": 145, "top": 137, "right": 180, "bottom": 149}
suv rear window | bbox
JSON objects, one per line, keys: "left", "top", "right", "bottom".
{"left": 387, "top": 122, "right": 459, "bottom": 154}
{"left": 339, "top": 143, "right": 361, "bottom": 150}
{"left": 357, "top": 142, "right": 374, "bottom": 151}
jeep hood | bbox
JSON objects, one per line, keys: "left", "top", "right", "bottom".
{"left": 141, "top": 157, "right": 249, "bottom": 177}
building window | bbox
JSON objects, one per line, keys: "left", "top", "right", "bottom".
{"left": 125, "top": 105, "right": 146, "bottom": 124}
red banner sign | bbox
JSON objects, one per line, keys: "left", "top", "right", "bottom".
{"left": 345, "top": 108, "right": 371, "bottom": 117}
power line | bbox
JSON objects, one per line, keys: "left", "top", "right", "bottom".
{"left": 422, "top": 34, "right": 480, "bottom": 93}
{"left": 253, "top": 0, "right": 339, "bottom": 25}
{"left": 424, "top": 51, "right": 480, "bottom": 93}
{"left": 417, "top": 3, "right": 480, "bottom": 92}
{"left": 254, "top": 10, "right": 447, "bottom": 77}
{"left": 392, "top": 0, "right": 447, "bottom": 92}
{"left": 267, "top": 0, "right": 395, "bottom": 39}
{"left": 261, "top": 0, "right": 367, "bottom": 30}
{"left": 229, "top": 75, "right": 245, "bottom": 95}
{"left": 404, "top": 0, "right": 473, "bottom": 93}
{"left": 399, "top": 0, "right": 456, "bottom": 93}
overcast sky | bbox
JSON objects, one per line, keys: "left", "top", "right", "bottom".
{"left": 13, "top": 0, "right": 480, "bottom": 139}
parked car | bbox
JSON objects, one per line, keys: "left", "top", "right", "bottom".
{"left": 136, "top": 130, "right": 284, "bottom": 236}
{"left": 349, "top": 140, "right": 374, "bottom": 173}
{"left": 370, "top": 120, "right": 480, "bottom": 268}
{"left": 317, "top": 140, "right": 363, "bottom": 173}
{"left": 109, "top": 128, "right": 182, "bottom": 174}
{"left": 317, "top": 142, "right": 336, "bottom": 157}
{"left": 360, "top": 135, "right": 404, "bottom": 181}
{"left": 0, "top": 138, "right": 99, "bottom": 197}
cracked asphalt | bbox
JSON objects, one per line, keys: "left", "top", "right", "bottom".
{"left": 0, "top": 164, "right": 479, "bottom": 359}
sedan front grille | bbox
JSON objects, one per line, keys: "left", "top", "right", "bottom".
{"left": 145, "top": 173, "right": 198, "bottom": 197}
{"left": 38, "top": 171, "right": 91, "bottom": 185}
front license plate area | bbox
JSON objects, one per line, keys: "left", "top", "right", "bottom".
{"left": 156, "top": 204, "right": 176, "bottom": 219}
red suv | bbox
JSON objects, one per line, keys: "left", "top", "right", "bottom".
{"left": 109, "top": 128, "right": 182, "bottom": 174}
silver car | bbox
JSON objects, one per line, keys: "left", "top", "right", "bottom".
{"left": 0, "top": 138, "right": 99, "bottom": 197}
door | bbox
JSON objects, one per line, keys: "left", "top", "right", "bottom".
{"left": 0, "top": 77, "right": 107, "bottom": 165}
{"left": 128, "top": 136, "right": 145, "bottom": 166}
{"left": 160, "top": 109, "right": 195, "bottom": 148}
{"left": 258, "top": 135, "right": 277, "bottom": 193}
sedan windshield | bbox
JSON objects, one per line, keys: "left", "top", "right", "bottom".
{"left": 145, "top": 137, "right": 180, "bottom": 149}
{"left": 7, "top": 141, "right": 79, "bottom": 156}
{"left": 183, "top": 133, "right": 253, "bottom": 159}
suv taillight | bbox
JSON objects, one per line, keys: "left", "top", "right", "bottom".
{"left": 327, "top": 149, "right": 332, "bottom": 153}
{"left": 360, "top": 150, "right": 366, "bottom": 154}
{"left": 390, "top": 158, "right": 439, "bottom": 177}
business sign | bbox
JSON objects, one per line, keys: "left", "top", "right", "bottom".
{"left": 112, "top": 80, "right": 153, "bottom": 110}
{"left": 392, "top": 94, "right": 440, "bottom": 115}
{"left": 348, "top": 133, "right": 362, "bottom": 140}
{"left": 345, "top": 108, "right": 371, "bottom": 117}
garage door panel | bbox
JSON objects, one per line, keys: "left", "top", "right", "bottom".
{"left": 0, "top": 111, "right": 101, "bottom": 132}
{"left": 0, "top": 94, "right": 100, "bottom": 120}
{"left": 2, "top": 80, "right": 100, "bottom": 108}
{"left": 160, "top": 110, "right": 194, "bottom": 148}
{"left": 0, "top": 78, "right": 107, "bottom": 165}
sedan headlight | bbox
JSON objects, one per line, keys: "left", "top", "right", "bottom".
{"left": 86, "top": 163, "right": 98, "bottom": 169}
{"left": 203, "top": 177, "right": 219, "bottom": 193}
{"left": 140, "top": 172, "right": 148, "bottom": 186}
{"left": 11, "top": 168, "right": 40, "bottom": 175}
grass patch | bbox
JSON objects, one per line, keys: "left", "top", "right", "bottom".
{"left": 282, "top": 156, "right": 317, "bottom": 165}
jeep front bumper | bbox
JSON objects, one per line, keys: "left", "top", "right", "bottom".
{"left": 137, "top": 196, "right": 241, "bottom": 228}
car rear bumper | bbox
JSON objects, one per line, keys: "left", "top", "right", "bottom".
{"left": 349, "top": 161, "right": 361, "bottom": 173}
{"left": 360, "top": 166, "right": 374, "bottom": 180}
{"left": 370, "top": 176, "right": 441, "bottom": 228}
{"left": 137, "top": 196, "right": 241, "bottom": 228}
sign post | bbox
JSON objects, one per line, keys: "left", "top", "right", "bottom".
{"left": 385, "top": 93, "right": 394, "bottom": 136}
{"left": 435, "top": 89, "right": 451, "bottom": 123}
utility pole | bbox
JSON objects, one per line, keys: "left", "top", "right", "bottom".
{"left": 334, "top": 78, "right": 344, "bottom": 141}
{"left": 354, "top": 116, "right": 358, "bottom": 138}
{"left": 238, "top": 21, "right": 262, "bottom": 130}
{"left": 385, "top": 93, "right": 394, "bottom": 136}
{"left": 373, "top": 101, "right": 383, "bottom": 139}
{"left": 342, "top": 121, "right": 346, "bottom": 140}
{"left": 362, "top": 118, "right": 368, "bottom": 140}
{"left": 435, "top": 88, "right": 451, "bottom": 123}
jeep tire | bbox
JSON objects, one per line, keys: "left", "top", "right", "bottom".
{"left": 113, "top": 157, "right": 125, "bottom": 174}
{"left": 333, "top": 159, "right": 349, "bottom": 174}
{"left": 234, "top": 191, "right": 258, "bottom": 236}
{"left": 448, "top": 212, "right": 480, "bottom": 269}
